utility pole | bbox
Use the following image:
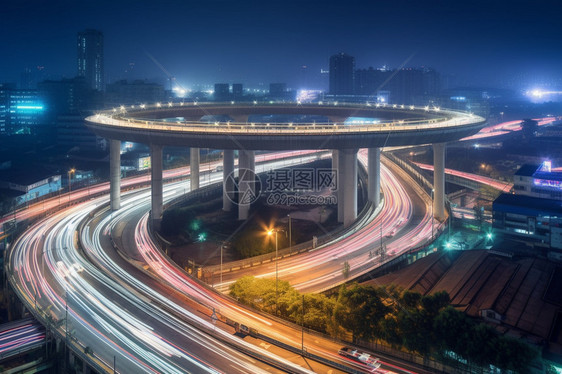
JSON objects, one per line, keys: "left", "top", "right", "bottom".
{"left": 275, "top": 231, "right": 278, "bottom": 315}
{"left": 301, "top": 294, "right": 305, "bottom": 355}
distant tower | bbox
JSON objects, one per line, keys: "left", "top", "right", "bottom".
{"left": 329, "top": 53, "right": 355, "bottom": 95}
{"left": 77, "top": 29, "right": 104, "bottom": 91}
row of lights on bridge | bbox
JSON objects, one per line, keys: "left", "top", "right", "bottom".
{"left": 109, "top": 101, "right": 446, "bottom": 114}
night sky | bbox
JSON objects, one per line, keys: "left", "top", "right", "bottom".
{"left": 2, "top": 0, "right": 562, "bottom": 90}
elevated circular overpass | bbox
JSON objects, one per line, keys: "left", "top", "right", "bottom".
{"left": 85, "top": 102, "right": 485, "bottom": 150}
{"left": 85, "top": 102, "right": 486, "bottom": 228}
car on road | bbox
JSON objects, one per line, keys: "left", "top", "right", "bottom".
{"left": 338, "top": 346, "right": 381, "bottom": 371}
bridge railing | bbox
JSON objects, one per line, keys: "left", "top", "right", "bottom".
{"left": 87, "top": 103, "right": 485, "bottom": 135}
{"left": 91, "top": 114, "right": 483, "bottom": 135}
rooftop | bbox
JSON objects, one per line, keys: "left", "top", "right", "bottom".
{"left": 493, "top": 193, "right": 562, "bottom": 216}
{"left": 0, "top": 168, "right": 60, "bottom": 186}
{"left": 514, "top": 164, "right": 540, "bottom": 177}
{"left": 364, "top": 250, "right": 562, "bottom": 354}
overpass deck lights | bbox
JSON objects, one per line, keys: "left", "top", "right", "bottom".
{"left": 88, "top": 102, "right": 481, "bottom": 136}
{"left": 86, "top": 102, "right": 485, "bottom": 229}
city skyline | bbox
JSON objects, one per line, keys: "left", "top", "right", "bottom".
{"left": 2, "top": 0, "right": 562, "bottom": 90}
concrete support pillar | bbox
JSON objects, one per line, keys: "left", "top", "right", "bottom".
{"left": 340, "top": 149, "right": 358, "bottom": 227}
{"left": 238, "top": 150, "right": 250, "bottom": 220}
{"left": 248, "top": 150, "right": 255, "bottom": 194}
{"left": 151, "top": 144, "right": 163, "bottom": 230}
{"left": 223, "top": 149, "right": 234, "bottom": 212}
{"left": 333, "top": 150, "right": 343, "bottom": 223}
{"left": 368, "top": 147, "right": 381, "bottom": 206}
{"left": 433, "top": 142, "right": 446, "bottom": 221}
{"left": 190, "top": 147, "right": 200, "bottom": 190}
{"left": 109, "top": 139, "right": 121, "bottom": 211}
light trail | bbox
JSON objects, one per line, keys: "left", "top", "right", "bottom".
{"left": 8, "top": 150, "right": 424, "bottom": 374}
{"left": 414, "top": 163, "right": 513, "bottom": 192}
{"left": 461, "top": 116, "right": 557, "bottom": 141}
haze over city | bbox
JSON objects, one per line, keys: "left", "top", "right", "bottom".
{"left": 1, "top": 1, "right": 562, "bottom": 374}
{"left": 2, "top": 0, "right": 562, "bottom": 90}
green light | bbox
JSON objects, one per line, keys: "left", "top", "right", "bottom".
{"left": 190, "top": 220, "right": 200, "bottom": 231}
{"left": 197, "top": 233, "right": 207, "bottom": 242}
{"left": 445, "top": 242, "right": 452, "bottom": 249}
{"left": 487, "top": 232, "right": 493, "bottom": 240}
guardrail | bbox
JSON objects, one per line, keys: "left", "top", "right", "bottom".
{"left": 91, "top": 113, "right": 482, "bottom": 136}
{"left": 5, "top": 247, "right": 113, "bottom": 374}
{"left": 87, "top": 102, "right": 485, "bottom": 136}
{"left": 198, "top": 166, "right": 373, "bottom": 276}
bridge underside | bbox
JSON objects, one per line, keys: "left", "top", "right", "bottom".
{"left": 96, "top": 104, "right": 485, "bottom": 229}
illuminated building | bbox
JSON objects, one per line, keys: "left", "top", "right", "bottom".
{"left": 0, "top": 170, "right": 61, "bottom": 206}
{"left": 493, "top": 162, "right": 562, "bottom": 255}
{"left": 329, "top": 53, "right": 355, "bottom": 95}
{"left": 77, "top": 29, "right": 104, "bottom": 91}
{"left": 512, "top": 162, "right": 562, "bottom": 200}
{"left": 0, "top": 83, "right": 45, "bottom": 135}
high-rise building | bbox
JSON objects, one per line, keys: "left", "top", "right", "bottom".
{"left": 232, "top": 83, "right": 243, "bottom": 100}
{"left": 38, "top": 77, "right": 90, "bottom": 118}
{"left": 214, "top": 83, "right": 230, "bottom": 101}
{"left": 77, "top": 29, "right": 104, "bottom": 91}
{"left": 329, "top": 53, "right": 354, "bottom": 95}
{"left": 38, "top": 77, "right": 103, "bottom": 150}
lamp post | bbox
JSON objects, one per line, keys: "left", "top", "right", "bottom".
{"left": 68, "top": 168, "right": 75, "bottom": 202}
{"left": 301, "top": 294, "right": 305, "bottom": 355}
{"left": 267, "top": 229, "right": 279, "bottom": 315}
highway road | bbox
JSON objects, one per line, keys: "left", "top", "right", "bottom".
{"left": 0, "top": 318, "right": 45, "bottom": 360}
{"left": 100, "top": 151, "right": 433, "bottom": 373}
{"left": 0, "top": 150, "right": 324, "bottom": 239}
{"left": 460, "top": 116, "right": 557, "bottom": 142}
{"left": 197, "top": 151, "right": 433, "bottom": 294}
{"left": 9, "top": 197, "right": 310, "bottom": 373}
{"left": 414, "top": 163, "right": 513, "bottom": 192}
{"left": 6, "top": 151, "right": 431, "bottom": 374}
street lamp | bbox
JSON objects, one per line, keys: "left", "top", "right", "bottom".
{"left": 267, "top": 229, "right": 280, "bottom": 315}
{"left": 68, "top": 168, "right": 75, "bottom": 202}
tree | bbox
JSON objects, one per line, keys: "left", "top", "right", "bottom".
{"left": 433, "top": 306, "right": 471, "bottom": 358}
{"left": 465, "top": 323, "right": 497, "bottom": 368}
{"left": 494, "top": 335, "right": 537, "bottom": 373}
{"left": 336, "top": 284, "right": 390, "bottom": 342}
{"left": 380, "top": 315, "right": 402, "bottom": 348}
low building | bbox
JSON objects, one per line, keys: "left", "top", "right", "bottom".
{"left": 365, "top": 250, "right": 562, "bottom": 357}
{"left": 492, "top": 162, "right": 562, "bottom": 254}
{"left": 492, "top": 193, "right": 562, "bottom": 251}
{"left": 512, "top": 162, "right": 562, "bottom": 200}
{"left": 0, "top": 171, "right": 61, "bottom": 206}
